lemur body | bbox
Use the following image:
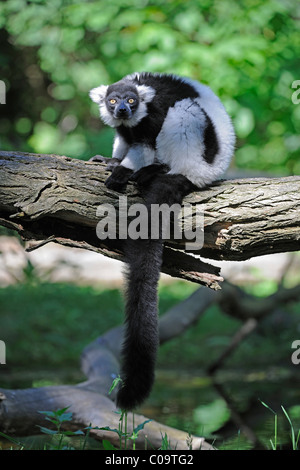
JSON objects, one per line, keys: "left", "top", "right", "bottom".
{"left": 90, "top": 72, "right": 235, "bottom": 410}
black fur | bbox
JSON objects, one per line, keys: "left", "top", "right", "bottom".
{"left": 202, "top": 110, "right": 219, "bottom": 164}
{"left": 116, "top": 169, "right": 195, "bottom": 410}
{"left": 105, "top": 166, "right": 133, "bottom": 192}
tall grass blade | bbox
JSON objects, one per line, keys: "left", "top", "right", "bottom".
{"left": 281, "top": 406, "right": 296, "bottom": 450}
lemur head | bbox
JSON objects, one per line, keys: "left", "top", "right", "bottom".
{"left": 89, "top": 77, "right": 155, "bottom": 128}
{"left": 105, "top": 83, "right": 140, "bottom": 121}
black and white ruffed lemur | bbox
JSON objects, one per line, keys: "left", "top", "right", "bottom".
{"left": 89, "top": 72, "right": 235, "bottom": 410}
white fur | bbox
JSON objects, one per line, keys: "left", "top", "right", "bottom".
{"left": 90, "top": 85, "right": 119, "bottom": 127}
{"left": 156, "top": 80, "right": 235, "bottom": 188}
{"left": 112, "top": 134, "right": 129, "bottom": 161}
{"left": 89, "top": 85, "right": 108, "bottom": 104}
{"left": 124, "top": 72, "right": 141, "bottom": 82}
{"left": 135, "top": 84, "right": 156, "bottom": 103}
{"left": 183, "top": 78, "right": 236, "bottom": 172}
{"left": 121, "top": 144, "right": 156, "bottom": 171}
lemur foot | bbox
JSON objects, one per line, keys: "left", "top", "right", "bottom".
{"left": 105, "top": 166, "right": 134, "bottom": 192}
{"left": 89, "top": 155, "right": 121, "bottom": 170}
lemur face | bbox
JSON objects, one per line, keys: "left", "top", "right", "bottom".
{"left": 90, "top": 79, "right": 155, "bottom": 128}
{"left": 105, "top": 88, "right": 140, "bottom": 120}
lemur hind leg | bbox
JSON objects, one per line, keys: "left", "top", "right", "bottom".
{"left": 104, "top": 163, "right": 170, "bottom": 193}
{"left": 130, "top": 163, "right": 169, "bottom": 187}
{"left": 137, "top": 172, "right": 197, "bottom": 204}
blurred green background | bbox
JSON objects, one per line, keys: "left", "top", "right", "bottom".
{"left": 0, "top": 0, "right": 300, "bottom": 450}
{"left": 1, "top": 0, "right": 300, "bottom": 173}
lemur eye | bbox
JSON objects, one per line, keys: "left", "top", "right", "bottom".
{"left": 109, "top": 99, "right": 116, "bottom": 104}
{"left": 128, "top": 98, "right": 135, "bottom": 104}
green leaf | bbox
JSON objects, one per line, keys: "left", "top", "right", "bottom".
{"left": 94, "top": 426, "right": 123, "bottom": 438}
{"left": 0, "top": 431, "right": 25, "bottom": 447}
{"left": 134, "top": 419, "right": 152, "bottom": 434}
{"left": 109, "top": 375, "right": 122, "bottom": 395}
{"left": 193, "top": 399, "right": 230, "bottom": 436}
{"left": 37, "top": 426, "right": 58, "bottom": 435}
{"left": 102, "top": 439, "right": 118, "bottom": 450}
{"left": 281, "top": 406, "right": 296, "bottom": 449}
{"left": 38, "top": 407, "right": 73, "bottom": 424}
{"left": 259, "top": 399, "right": 277, "bottom": 415}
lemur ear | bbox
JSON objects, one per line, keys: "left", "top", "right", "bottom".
{"left": 89, "top": 85, "right": 109, "bottom": 104}
{"left": 136, "top": 85, "right": 156, "bottom": 103}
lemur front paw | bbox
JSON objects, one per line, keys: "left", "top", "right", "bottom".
{"left": 131, "top": 164, "right": 169, "bottom": 188}
{"left": 105, "top": 166, "right": 134, "bottom": 192}
{"left": 89, "top": 155, "right": 121, "bottom": 171}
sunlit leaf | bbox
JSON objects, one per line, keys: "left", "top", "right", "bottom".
{"left": 193, "top": 399, "right": 230, "bottom": 436}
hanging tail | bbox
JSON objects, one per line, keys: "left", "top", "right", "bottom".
{"left": 116, "top": 172, "right": 195, "bottom": 410}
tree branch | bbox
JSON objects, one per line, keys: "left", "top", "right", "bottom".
{"left": 0, "top": 150, "right": 299, "bottom": 288}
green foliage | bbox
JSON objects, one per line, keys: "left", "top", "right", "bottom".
{"left": 193, "top": 398, "right": 230, "bottom": 437}
{"left": 37, "top": 407, "right": 85, "bottom": 450}
{"left": 0, "top": 282, "right": 124, "bottom": 369}
{"left": 98, "top": 374, "right": 153, "bottom": 450}
{"left": 0, "top": 0, "right": 299, "bottom": 173}
{"left": 0, "top": 407, "right": 86, "bottom": 450}
{"left": 259, "top": 401, "right": 300, "bottom": 450}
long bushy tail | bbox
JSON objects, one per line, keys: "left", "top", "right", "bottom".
{"left": 116, "top": 235, "right": 163, "bottom": 410}
{"left": 116, "top": 173, "right": 195, "bottom": 410}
